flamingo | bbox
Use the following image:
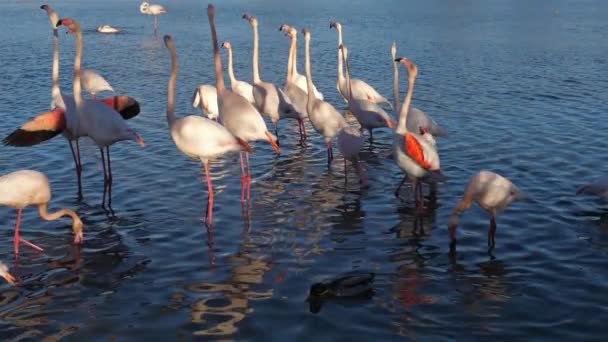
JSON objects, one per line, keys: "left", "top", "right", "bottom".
{"left": 0, "top": 170, "right": 84, "bottom": 256}
{"left": 577, "top": 176, "right": 608, "bottom": 200}
{"left": 392, "top": 57, "right": 441, "bottom": 210}
{"left": 242, "top": 13, "right": 298, "bottom": 146}
{"left": 280, "top": 25, "right": 309, "bottom": 142}
{"left": 221, "top": 41, "right": 255, "bottom": 104}
{"left": 279, "top": 24, "right": 323, "bottom": 100}
{"left": 81, "top": 69, "right": 114, "bottom": 99}
{"left": 341, "top": 44, "right": 396, "bottom": 141}
{"left": 337, "top": 126, "right": 365, "bottom": 185}
{"left": 139, "top": 2, "right": 166, "bottom": 35}
{"left": 58, "top": 18, "right": 145, "bottom": 208}
{"left": 302, "top": 28, "right": 347, "bottom": 167}
{"left": 2, "top": 5, "right": 141, "bottom": 199}
{"left": 191, "top": 84, "right": 219, "bottom": 121}
{"left": 448, "top": 171, "right": 525, "bottom": 247}
{"left": 208, "top": 5, "right": 279, "bottom": 201}
{"left": 329, "top": 21, "right": 391, "bottom": 108}
{"left": 96, "top": 25, "right": 123, "bottom": 34}
{"left": 0, "top": 262, "right": 16, "bottom": 286}
{"left": 164, "top": 35, "right": 251, "bottom": 226}
{"left": 391, "top": 43, "right": 447, "bottom": 138}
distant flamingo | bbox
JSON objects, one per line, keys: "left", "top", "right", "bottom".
{"left": 243, "top": 13, "right": 298, "bottom": 146}
{"left": 0, "top": 170, "right": 84, "bottom": 256}
{"left": 577, "top": 176, "right": 608, "bottom": 200}
{"left": 210, "top": 5, "right": 279, "bottom": 201}
{"left": 81, "top": 69, "right": 114, "bottom": 99}
{"left": 140, "top": 2, "right": 166, "bottom": 35}
{"left": 393, "top": 57, "right": 441, "bottom": 210}
{"left": 97, "top": 25, "right": 123, "bottom": 34}
{"left": 164, "top": 35, "right": 251, "bottom": 226}
{"left": 302, "top": 28, "right": 347, "bottom": 167}
{"left": 279, "top": 24, "right": 323, "bottom": 100}
{"left": 281, "top": 25, "right": 309, "bottom": 142}
{"left": 448, "top": 171, "right": 525, "bottom": 247}
{"left": 330, "top": 21, "right": 391, "bottom": 108}
{"left": 221, "top": 41, "right": 255, "bottom": 104}
{"left": 58, "top": 18, "right": 145, "bottom": 208}
{"left": 191, "top": 84, "right": 219, "bottom": 121}
{"left": 0, "top": 262, "right": 16, "bottom": 286}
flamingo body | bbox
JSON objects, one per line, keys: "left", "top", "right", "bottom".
{"left": 81, "top": 69, "right": 114, "bottom": 98}
{"left": 221, "top": 41, "right": 255, "bottom": 104}
{"left": 577, "top": 176, "right": 608, "bottom": 200}
{"left": 191, "top": 84, "right": 219, "bottom": 120}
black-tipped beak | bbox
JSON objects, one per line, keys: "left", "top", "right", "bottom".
{"left": 394, "top": 58, "right": 404, "bottom": 62}
{"left": 40, "top": 5, "right": 45, "bottom": 9}
{"left": 55, "top": 19, "right": 62, "bottom": 27}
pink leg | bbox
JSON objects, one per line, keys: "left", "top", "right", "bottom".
{"left": 68, "top": 140, "right": 83, "bottom": 199}
{"left": 240, "top": 152, "right": 247, "bottom": 202}
{"left": 14, "top": 209, "right": 44, "bottom": 256}
{"left": 489, "top": 211, "right": 497, "bottom": 246}
{"left": 204, "top": 162, "right": 214, "bottom": 226}
{"left": 154, "top": 16, "right": 158, "bottom": 34}
{"left": 245, "top": 152, "right": 251, "bottom": 200}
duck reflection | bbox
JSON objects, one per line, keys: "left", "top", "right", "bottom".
{"left": 306, "top": 273, "right": 375, "bottom": 314}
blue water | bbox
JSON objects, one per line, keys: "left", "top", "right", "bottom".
{"left": 1, "top": 0, "right": 608, "bottom": 340}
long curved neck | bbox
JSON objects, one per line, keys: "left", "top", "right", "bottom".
{"left": 226, "top": 47, "right": 236, "bottom": 87}
{"left": 73, "top": 30, "right": 84, "bottom": 106}
{"left": 167, "top": 44, "right": 178, "bottom": 126}
{"left": 38, "top": 203, "right": 81, "bottom": 233}
{"left": 252, "top": 24, "right": 261, "bottom": 83}
{"left": 392, "top": 54, "right": 400, "bottom": 111}
{"left": 344, "top": 52, "right": 353, "bottom": 100}
{"left": 304, "top": 37, "right": 315, "bottom": 110}
{"left": 210, "top": 15, "right": 226, "bottom": 91}
{"left": 51, "top": 27, "right": 62, "bottom": 105}
{"left": 292, "top": 36, "right": 299, "bottom": 76}
{"left": 286, "top": 35, "right": 296, "bottom": 83}
{"left": 397, "top": 75, "right": 415, "bottom": 134}
{"left": 337, "top": 27, "right": 344, "bottom": 82}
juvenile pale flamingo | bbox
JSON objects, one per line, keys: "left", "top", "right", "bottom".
{"left": 302, "top": 28, "right": 347, "bottom": 167}
{"left": 279, "top": 24, "right": 323, "bottom": 100}
{"left": 280, "top": 25, "right": 309, "bottom": 142}
{"left": 0, "top": 262, "right": 16, "bottom": 286}
{"left": 329, "top": 21, "right": 391, "bottom": 108}
{"left": 58, "top": 18, "right": 145, "bottom": 208}
{"left": 393, "top": 57, "right": 441, "bottom": 210}
{"left": 3, "top": 4, "right": 140, "bottom": 199}
{"left": 164, "top": 35, "right": 251, "bottom": 226}
{"left": 191, "top": 84, "right": 219, "bottom": 121}
{"left": 221, "top": 41, "right": 255, "bottom": 104}
{"left": 448, "top": 171, "right": 525, "bottom": 247}
{"left": 0, "top": 170, "right": 84, "bottom": 256}
{"left": 209, "top": 5, "right": 279, "bottom": 201}
{"left": 243, "top": 13, "right": 298, "bottom": 146}
{"left": 341, "top": 44, "right": 395, "bottom": 141}
{"left": 81, "top": 69, "right": 114, "bottom": 99}
{"left": 577, "top": 176, "right": 608, "bottom": 200}
{"left": 139, "top": 2, "right": 166, "bottom": 35}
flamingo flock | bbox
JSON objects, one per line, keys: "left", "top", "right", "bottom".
{"left": 0, "top": 3, "right": 605, "bottom": 287}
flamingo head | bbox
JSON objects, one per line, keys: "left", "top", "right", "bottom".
{"left": 56, "top": 18, "right": 80, "bottom": 34}
{"left": 163, "top": 34, "right": 174, "bottom": 49}
{"left": 140, "top": 2, "right": 150, "bottom": 14}
{"left": 278, "top": 24, "right": 290, "bottom": 32}
{"left": 287, "top": 26, "right": 297, "bottom": 38}
{"left": 301, "top": 28, "right": 311, "bottom": 40}
{"left": 40, "top": 5, "right": 59, "bottom": 27}
{"left": 242, "top": 13, "right": 257, "bottom": 26}
{"left": 329, "top": 21, "right": 341, "bottom": 30}
{"left": 72, "top": 217, "right": 84, "bottom": 245}
{"left": 221, "top": 41, "right": 231, "bottom": 49}
{"left": 0, "top": 262, "right": 16, "bottom": 286}
{"left": 207, "top": 4, "right": 215, "bottom": 17}
{"left": 395, "top": 57, "right": 418, "bottom": 79}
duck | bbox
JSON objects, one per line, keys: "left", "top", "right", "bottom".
{"left": 307, "top": 273, "right": 375, "bottom": 313}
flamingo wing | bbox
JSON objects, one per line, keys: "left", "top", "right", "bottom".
{"left": 101, "top": 95, "right": 141, "bottom": 120}
{"left": 405, "top": 133, "right": 431, "bottom": 170}
{"left": 3, "top": 108, "right": 65, "bottom": 146}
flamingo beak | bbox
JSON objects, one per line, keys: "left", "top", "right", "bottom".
{"left": 265, "top": 131, "right": 280, "bottom": 153}
{"left": 74, "top": 231, "right": 84, "bottom": 245}
{"left": 0, "top": 271, "right": 16, "bottom": 286}
{"left": 388, "top": 119, "right": 397, "bottom": 129}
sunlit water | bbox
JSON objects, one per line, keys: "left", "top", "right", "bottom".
{"left": 1, "top": 0, "right": 608, "bottom": 340}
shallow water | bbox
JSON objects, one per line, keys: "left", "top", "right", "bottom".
{"left": 1, "top": 0, "right": 608, "bottom": 340}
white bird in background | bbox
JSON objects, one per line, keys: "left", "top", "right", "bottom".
{"left": 191, "top": 84, "right": 219, "bottom": 121}
{"left": 58, "top": 18, "right": 145, "bottom": 208}
{"left": 96, "top": 25, "right": 123, "bottom": 34}
{"left": 279, "top": 24, "right": 323, "bottom": 100}
{"left": 81, "top": 69, "right": 114, "bottom": 99}
{"left": 221, "top": 41, "right": 255, "bottom": 104}
{"left": 139, "top": 2, "right": 167, "bottom": 35}
{"left": 0, "top": 170, "right": 84, "bottom": 255}
{"left": 448, "top": 171, "right": 525, "bottom": 247}
{"left": 577, "top": 176, "right": 608, "bottom": 200}
{"left": 164, "top": 35, "right": 251, "bottom": 226}
{"left": 0, "top": 262, "right": 16, "bottom": 286}
{"left": 330, "top": 21, "right": 392, "bottom": 109}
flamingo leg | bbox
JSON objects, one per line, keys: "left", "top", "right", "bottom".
{"left": 489, "top": 211, "right": 497, "bottom": 247}
{"left": 92, "top": 93, "right": 97, "bottom": 100}
{"left": 245, "top": 152, "right": 251, "bottom": 200}
{"left": 240, "top": 152, "right": 247, "bottom": 202}
{"left": 369, "top": 129, "right": 374, "bottom": 143}
{"left": 13, "top": 209, "right": 44, "bottom": 256}
{"left": 203, "top": 162, "right": 214, "bottom": 227}
{"left": 100, "top": 147, "right": 108, "bottom": 207}
{"left": 68, "top": 140, "right": 83, "bottom": 199}
{"left": 344, "top": 158, "right": 348, "bottom": 185}
{"left": 274, "top": 121, "right": 280, "bottom": 147}
{"left": 106, "top": 147, "right": 113, "bottom": 209}
{"left": 413, "top": 179, "right": 423, "bottom": 212}
{"left": 395, "top": 175, "right": 408, "bottom": 199}
{"left": 154, "top": 16, "right": 158, "bottom": 35}
{"left": 327, "top": 141, "right": 334, "bottom": 168}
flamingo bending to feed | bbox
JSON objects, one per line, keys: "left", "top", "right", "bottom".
{"left": 391, "top": 43, "right": 447, "bottom": 138}
{"left": 221, "top": 41, "right": 255, "bottom": 104}
{"left": 393, "top": 57, "right": 442, "bottom": 210}
{"left": 337, "top": 126, "right": 365, "bottom": 185}
{"left": 81, "top": 69, "right": 114, "bottom": 99}
{"left": 2, "top": 5, "right": 141, "bottom": 199}
{"left": 279, "top": 24, "right": 323, "bottom": 100}
{"left": 577, "top": 176, "right": 608, "bottom": 200}
{"left": 329, "top": 21, "right": 391, "bottom": 108}
{"left": 302, "top": 28, "right": 347, "bottom": 167}
{"left": 209, "top": 5, "right": 279, "bottom": 201}
{"left": 164, "top": 35, "right": 251, "bottom": 226}
{"left": 139, "top": 2, "right": 166, "bottom": 35}
{"left": 280, "top": 25, "right": 309, "bottom": 142}
{"left": 0, "top": 262, "right": 16, "bottom": 286}
{"left": 341, "top": 44, "right": 396, "bottom": 141}
{"left": 58, "top": 18, "right": 145, "bottom": 208}
{"left": 448, "top": 171, "right": 525, "bottom": 247}
{"left": 191, "top": 84, "right": 219, "bottom": 121}
{"left": 243, "top": 13, "right": 298, "bottom": 146}
{"left": 97, "top": 25, "right": 123, "bottom": 34}
{"left": 0, "top": 170, "right": 84, "bottom": 255}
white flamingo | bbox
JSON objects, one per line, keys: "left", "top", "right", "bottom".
{"left": 448, "top": 171, "right": 525, "bottom": 247}
{"left": 280, "top": 25, "right": 309, "bottom": 142}
{"left": 0, "top": 262, "right": 16, "bottom": 286}
{"left": 81, "top": 69, "right": 114, "bottom": 99}
{"left": 139, "top": 2, "right": 166, "bottom": 35}
{"left": 577, "top": 176, "right": 608, "bottom": 200}
{"left": 302, "top": 28, "right": 347, "bottom": 167}
{"left": 221, "top": 41, "right": 255, "bottom": 104}
{"left": 191, "top": 84, "right": 219, "bottom": 121}
{"left": 393, "top": 57, "right": 441, "bottom": 210}
{"left": 329, "top": 21, "right": 391, "bottom": 108}
{"left": 341, "top": 44, "right": 396, "bottom": 141}
{"left": 164, "top": 35, "right": 251, "bottom": 226}
{"left": 209, "top": 5, "right": 279, "bottom": 201}
{"left": 96, "top": 25, "right": 123, "bottom": 34}
{"left": 243, "top": 13, "right": 298, "bottom": 146}
{"left": 58, "top": 18, "right": 145, "bottom": 208}
{"left": 0, "top": 170, "right": 84, "bottom": 256}
{"left": 279, "top": 24, "right": 323, "bottom": 100}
